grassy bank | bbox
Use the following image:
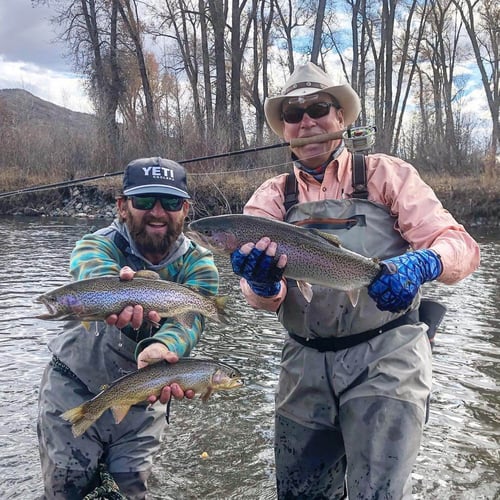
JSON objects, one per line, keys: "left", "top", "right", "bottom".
{"left": 0, "top": 171, "right": 498, "bottom": 228}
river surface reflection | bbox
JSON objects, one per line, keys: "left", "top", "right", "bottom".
{"left": 0, "top": 216, "right": 498, "bottom": 499}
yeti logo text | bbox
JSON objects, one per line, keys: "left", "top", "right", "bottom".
{"left": 142, "top": 166, "right": 175, "bottom": 180}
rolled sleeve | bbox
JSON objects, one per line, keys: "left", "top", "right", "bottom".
{"left": 365, "top": 155, "right": 480, "bottom": 284}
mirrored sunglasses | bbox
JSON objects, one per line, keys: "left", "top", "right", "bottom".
{"left": 281, "top": 102, "right": 338, "bottom": 124}
{"left": 129, "top": 195, "right": 184, "bottom": 211}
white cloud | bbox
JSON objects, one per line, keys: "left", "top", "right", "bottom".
{"left": 0, "top": 0, "right": 93, "bottom": 114}
{"left": 0, "top": 56, "right": 93, "bottom": 114}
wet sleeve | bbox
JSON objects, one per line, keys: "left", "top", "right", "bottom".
{"left": 367, "top": 155, "right": 480, "bottom": 284}
{"left": 69, "top": 234, "right": 124, "bottom": 280}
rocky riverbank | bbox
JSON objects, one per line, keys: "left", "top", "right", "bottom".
{"left": 0, "top": 179, "right": 499, "bottom": 228}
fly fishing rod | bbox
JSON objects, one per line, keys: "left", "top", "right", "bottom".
{"left": 0, "top": 126, "right": 375, "bottom": 199}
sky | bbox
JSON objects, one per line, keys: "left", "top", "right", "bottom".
{"left": 0, "top": 0, "right": 93, "bottom": 113}
{"left": 0, "top": 0, "right": 491, "bottom": 130}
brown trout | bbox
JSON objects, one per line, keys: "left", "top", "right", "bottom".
{"left": 61, "top": 358, "right": 244, "bottom": 437}
{"left": 187, "top": 214, "right": 381, "bottom": 304}
{"left": 35, "top": 272, "right": 228, "bottom": 325}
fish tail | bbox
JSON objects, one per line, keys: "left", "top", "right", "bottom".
{"left": 214, "top": 296, "right": 230, "bottom": 323}
{"left": 61, "top": 402, "right": 102, "bottom": 438}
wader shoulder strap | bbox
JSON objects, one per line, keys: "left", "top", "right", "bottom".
{"left": 283, "top": 170, "right": 298, "bottom": 212}
{"left": 351, "top": 153, "right": 369, "bottom": 199}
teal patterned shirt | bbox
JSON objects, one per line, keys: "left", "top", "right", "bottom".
{"left": 69, "top": 223, "right": 219, "bottom": 358}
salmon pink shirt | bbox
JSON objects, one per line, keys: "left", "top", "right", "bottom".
{"left": 241, "top": 148, "right": 480, "bottom": 310}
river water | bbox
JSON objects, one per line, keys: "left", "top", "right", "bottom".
{"left": 0, "top": 216, "right": 498, "bottom": 500}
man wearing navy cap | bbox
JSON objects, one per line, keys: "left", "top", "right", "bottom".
{"left": 37, "top": 157, "right": 219, "bottom": 499}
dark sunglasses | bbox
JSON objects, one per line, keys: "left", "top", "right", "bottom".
{"left": 281, "top": 102, "right": 338, "bottom": 124}
{"left": 129, "top": 195, "right": 184, "bottom": 211}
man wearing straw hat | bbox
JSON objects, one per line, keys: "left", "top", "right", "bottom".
{"left": 230, "top": 62, "right": 480, "bottom": 498}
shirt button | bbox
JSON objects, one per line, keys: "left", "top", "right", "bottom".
{"left": 322, "top": 187, "right": 327, "bottom": 192}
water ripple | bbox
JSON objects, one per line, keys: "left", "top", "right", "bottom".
{"left": 0, "top": 218, "right": 498, "bottom": 499}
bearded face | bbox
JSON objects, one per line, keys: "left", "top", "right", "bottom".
{"left": 122, "top": 201, "right": 185, "bottom": 257}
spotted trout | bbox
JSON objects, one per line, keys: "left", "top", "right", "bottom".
{"left": 35, "top": 271, "right": 228, "bottom": 326}
{"left": 61, "top": 358, "right": 244, "bottom": 437}
{"left": 187, "top": 214, "right": 381, "bottom": 304}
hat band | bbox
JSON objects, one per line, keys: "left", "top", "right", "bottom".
{"left": 284, "top": 81, "right": 328, "bottom": 95}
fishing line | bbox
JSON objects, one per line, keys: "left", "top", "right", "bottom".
{"left": 0, "top": 128, "right": 372, "bottom": 200}
{"left": 0, "top": 141, "right": 292, "bottom": 199}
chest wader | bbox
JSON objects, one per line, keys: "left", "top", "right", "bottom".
{"left": 283, "top": 155, "right": 446, "bottom": 348}
{"left": 38, "top": 227, "right": 169, "bottom": 500}
{"left": 273, "top": 154, "right": 444, "bottom": 500}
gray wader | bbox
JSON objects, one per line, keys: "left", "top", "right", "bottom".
{"left": 274, "top": 198, "right": 433, "bottom": 499}
{"left": 37, "top": 225, "right": 193, "bottom": 499}
{"left": 37, "top": 323, "right": 166, "bottom": 500}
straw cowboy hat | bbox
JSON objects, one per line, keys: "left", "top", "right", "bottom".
{"left": 264, "top": 62, "right": 361, "bottom": 138}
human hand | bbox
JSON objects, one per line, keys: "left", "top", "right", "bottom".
{"left": 230, "top": 237, "right": 287, "bottom": 297}
{"left": 368, "top": 249, "right": 442, "bottom": 312}
{"left": 138, "top": 343, "right": 195, "bottom": 404}
{"left": 105, "top": 267, "right": 161, "bottom": 329}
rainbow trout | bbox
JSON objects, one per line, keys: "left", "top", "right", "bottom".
{"left": 187, "top": 214, "right": 381, "bottom": 304}
{"left": 35, "top": 272, "right": 228, "bottom": 326}
{"left": 61, "top": 358, "right": 244, "bottom": 437}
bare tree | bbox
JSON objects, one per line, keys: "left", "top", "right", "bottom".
{"left": 413, "top": 0, "right": 469, "bottom": 170}
{"left": 355, "top": 0, "right": 429, "bottom": 153}
{"left": 207, "top": 0, "right": 230, "bottom": 149}
{"left": 452, "top": 0, "right": 499, "bottom": 178}
{"left": 311, "top": 0, "right": 327, "bottom": 64}
{"left": 230, "top": 0, "right": 258, "bottom": 154}
{"left": 116, "top": 0, "right": 159, "bottom": 150}
{"left": 34, "top": 0, "right": 125, "bottom": 165}
{"left": 156, "top": 0, "right": 206, "bottom": 137}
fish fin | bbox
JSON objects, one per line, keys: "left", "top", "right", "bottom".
{"left": 61, "top": 404, "right": 86, "bottom": 424}
{"left": 36, "top": 313, "right": 75, "bottom": 321}
{"left": 35, "top": 313, "right": 56, "bottom": 320}
{"left": 297, "top": 281, "right": 313, "bottom": 303}
{"left": 61, "top": 403, "right": 98, "bottom": 438}
{"left": 81, "top": 321, "right": 91, "bottom": 331}
{"left": 213, "top": 295, "right": 230, "bottom": 323}
{"left": 111, "top": 405, "right": 132, "bottom": 424}
{"left": 200, "top": 387, "right": 213, "bottom": 403}
{"left": 134, "top": 270, "right": 161, "bottom": 280}
{"left": 309, "top": 229, "right": 342, "bottom": 247}
{"left": 347, "top": 289, "right": 361, "bottom": 308}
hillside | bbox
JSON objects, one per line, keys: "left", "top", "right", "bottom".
{"left": 0, "top": 88, "right": 96, "bottom": 130}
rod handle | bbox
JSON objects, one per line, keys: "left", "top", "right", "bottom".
{"left": 288, "top": 130, "right": 344, "bottom": 148}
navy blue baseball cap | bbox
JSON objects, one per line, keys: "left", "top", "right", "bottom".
{"left": 123, "top": 157, "right": 191, "bottom": 198}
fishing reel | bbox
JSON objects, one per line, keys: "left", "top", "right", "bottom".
{"left": 343, "top": 126, "right": 377, "bottom": 153}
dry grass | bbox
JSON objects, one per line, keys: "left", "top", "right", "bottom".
{"left": 1, "top": 165, "right": 498, "bottom": 226}
{"left": 422, "top": 171, "right": 499, "bottom": 195}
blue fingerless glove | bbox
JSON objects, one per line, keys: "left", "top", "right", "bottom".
{"left": 368, "top": 249, "right": 442, "bottom": 312}
{"left": 230, "top": 246, "right": 284, "bottom": 297}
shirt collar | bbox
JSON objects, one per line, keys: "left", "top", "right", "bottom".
{"left": 293, "top": 142, "right": 348, "bottom": 186}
